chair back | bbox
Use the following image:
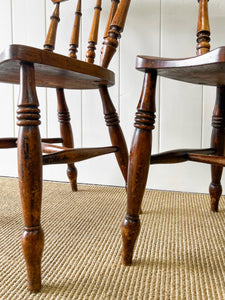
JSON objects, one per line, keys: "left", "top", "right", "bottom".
{"left": 196, "top": 0, "right": 210, "bottom": 55}
{"left": 44, "top": 0, "right": 131, "bottom": 68}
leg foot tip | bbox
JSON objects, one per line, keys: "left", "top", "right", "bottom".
{"left": 211, "top": 202, "right": 219, "bottom": 212}
{"left": 121, "top": 256, "right": 132, "bottom": 266}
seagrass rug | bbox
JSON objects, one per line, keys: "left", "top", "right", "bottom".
{"left": 0, "top": 177, "right": 225, "bottom": 299}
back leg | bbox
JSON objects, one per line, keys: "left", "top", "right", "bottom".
{"left": 99, "top": 86, "right": 128, "bottom": 184}
{"left": 209, "top": 86, "right": 225, "bottom": 212}
{"left": 57, "top": 88, "right": 78, "bottom": 191}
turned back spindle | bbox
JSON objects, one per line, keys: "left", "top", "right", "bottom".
{"left": 44, "top": 0, "right": 131, "bottom": 68}
{"left": 196, "top": 0, "right": 210, "bottom": 56}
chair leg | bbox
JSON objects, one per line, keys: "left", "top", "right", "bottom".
{"left": 17, "top": 62, "right": 44, "bottom": 292}
{"left": 209, "top": 86, "right": 225, "bottom": 212}
{"left": 57, "top": 88, "right": 78, "bottom": 191}
{"left": 121, "top": 72, "right": 157, "bottom": 265}
{"left": 99, "top": 86, "right": 129, "bottom": 184}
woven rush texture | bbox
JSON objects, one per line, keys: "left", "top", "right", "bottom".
{"left": 0, "top": 177, "right": 225, "bottom": 299}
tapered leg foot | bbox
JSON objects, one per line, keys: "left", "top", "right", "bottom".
{"left": 209, "top": 182, "right": 222, "bottom": 212}
{"left": 22, "top": 227, "right": 44, "bottom": 292}
{"left": 17, "top": 62, "right": 44, "bottom": 292}
{"left": 67, "top": 163, "right": 78, "bottom": 191}
{"left": 121, "top": 216, "right": 140, "bottom": 265}
{"left": 121, "top": 72, "right": 157, "bottom": 265}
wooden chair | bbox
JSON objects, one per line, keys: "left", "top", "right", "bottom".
{"left": 121, "top": 0, "right": 225, "bottom": 265}
{"left": 0, "top": 0, "right": 131, "bottom": 292}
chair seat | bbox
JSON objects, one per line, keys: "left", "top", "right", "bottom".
{"left": 136, "top": 47, "right": 225, "bottom": 86}
{"left": 0, "top": 44, "right": 115, "bottom": 89}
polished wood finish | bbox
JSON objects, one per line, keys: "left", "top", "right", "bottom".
{"left": 209, "top": 86, "right": 225, "bottom": 211}
{"left": 43, "top": 146, "right": 118, "bottom": 165}
{"left": 0, "top": 0, "right": 131, "bottom": 292}
{"left": 121, "top": 71, "right": 157, "bottom": 265}
{"left": 17, "top": 62, "right": 44, "bottom": 292}
{"left": 103, "top": 0, "right": 120, "bottom": 40}
{"left": 86, "top": 0, "right": 102, "bottom": 63}
{"left": 197, "top": 0, "right": 210, "bottom": 55}
{"left": 44, "top": 3, "right": 60, "bottom": 51}
{"left": 100, "top": 0, "right": 131, "bottom": 68}
{"left": 57, "top": 88, "right": 78, "bottom": 191}
{"left": 0, "top": 137, "right": 62, "bottom": 149}
{"left": 69, "top": 0, "right": 82, "bottom": 59}
{"left": 136, "top": 48, "right": 225, "bottom": 86}
{"left": 151, "top": 148, "right": 215, "bottom": 164}
{"left": 122, "top": 0, "right": 225, "bottom": 266}
{"left": 99, "top": 86, "right": 128, "bottom": 182}
{"left": 0, "top": 45, "right": 114, "bottom": 89}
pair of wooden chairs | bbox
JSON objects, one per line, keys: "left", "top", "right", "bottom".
{"left": 1, "top": 0, "right": 224, "bottom": 293}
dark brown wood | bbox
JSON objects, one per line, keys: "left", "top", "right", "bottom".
{"left": 0, "top": 137, "right": 62, "bottom": 148}
{"left": 41, "top": 138, "right": 63, "bottom": 143}
{"left": 0, "top": 45, "right": 114, "bottom": 89}
{"left": 57, "top": 88, "right": 78, "bottom": 191}
{"left": 43, "top": 146, "right": 118, "bottom": 165}
{"left": 122, "top": 0, "right": 225, "bottom": 267}
{"left": 69, "top": 0, "right": 82, "bottom": 59}
{"left": 151, "top": 148, "right": 215, "bottom": 164}
{"left": 0, "top": 1, "right": 132, "bottom": 292}
{"left": 136, "top": 47, "right": 225, "bottom": 87}
{"left": 121, "top": 72, "right": 157, "bottom": 266}
{"left": 42, "top": 143, "right": 68, "bottom": 153}
{"left": 99, "top": 86, "right": 128, "bottom": 183}
{"left": 17, "top": 62, "right": 44, "bottom": 292}
{"left": 86, "top": 0, "right": 102, "bottom": 63}
{"left": 0, "top": 138, "right": 17, "bottom": 148}
{"left": 209, "top": 86, "right": 225, "bottom": 212}
{"left": 188, "top": 153, "right": 225, "bottom": 166}
{"left": 196, "top": 0, "right": 210, "bottom": 55}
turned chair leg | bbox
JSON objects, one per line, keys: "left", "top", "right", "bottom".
{"left": 209, "top": 86, "right": 225, "bottom": 212}
{"left": 121, "top": 72, "right": 157, "bottom": 265}
{"left": 17, "top": 62, "right": 44, "bottom": 292}
{"left": 57, "top": 88, "right": 78, "bottom": 191}
{"left": 99, "top": 86, "right": 129, "bottom": 184}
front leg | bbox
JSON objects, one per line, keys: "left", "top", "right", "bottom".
{"left": 121, "top": 72, "right": 157, "bottom": 265}
{"left": 17, "top": 62, "right": 44, "bottom": 292}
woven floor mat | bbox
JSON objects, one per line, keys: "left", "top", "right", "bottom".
{"left": 0, "top": 177, "right": 225, "bottom": 299}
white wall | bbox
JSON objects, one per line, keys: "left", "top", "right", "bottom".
{"left": 0, "top": 0, "right": 225, "bottom": 193}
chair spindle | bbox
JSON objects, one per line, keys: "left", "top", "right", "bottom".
{"left": 44, "top": 2, "right": 61, "bottom": 51}
{"left": 100, "top": 0, "right": 131, "bottom": 68}
{"left": 86, "top": 0, "right": 102, "bottom": 64}
{"left": 103, "top": 0, "right": 120, "bottom": 40}
{"left": 69, "top": 0, "right": 82, "bottom": 59}
{"left": 196, "top": 0, "right": 210, "bottom": 56}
